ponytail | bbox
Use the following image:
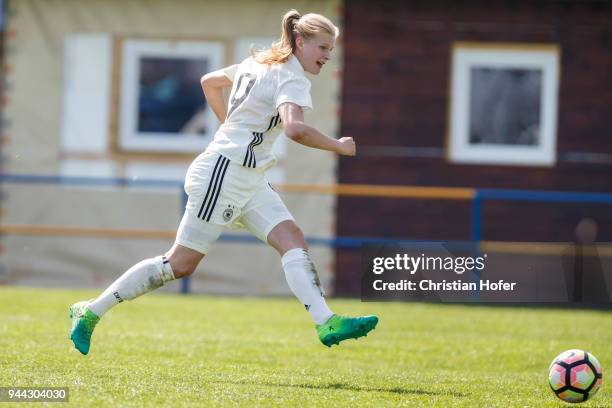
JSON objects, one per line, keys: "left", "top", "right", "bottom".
{"left": 254, "top": 9, "right": 339, "bottom": 65}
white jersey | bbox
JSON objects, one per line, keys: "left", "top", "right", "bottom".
{"left": 206, "top": 55, "right": 312, "bottom": 170}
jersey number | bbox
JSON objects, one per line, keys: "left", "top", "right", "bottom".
{"left": 227, "top": 73, "right": 256, "bottom": 119}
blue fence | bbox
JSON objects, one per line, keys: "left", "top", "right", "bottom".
{"left": 3, "top": 173, "right": 612, "bottom": 293}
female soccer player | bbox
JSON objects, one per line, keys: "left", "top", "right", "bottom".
{"left": 70, "top": 9, "right": 378, "bottom": 355}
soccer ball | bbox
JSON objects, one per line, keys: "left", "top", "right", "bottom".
{"left": 548, "top": 349, "right": 603, "bottom": 403}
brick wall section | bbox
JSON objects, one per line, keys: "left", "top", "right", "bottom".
{"left": 335, "top": 1, "right": 612, "bottom": 295}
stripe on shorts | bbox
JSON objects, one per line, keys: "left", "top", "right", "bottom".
{"left": 203, "top": 158, "right": 230, "bottom": 222}
{"left": 198, "top": 155, "right": 230, "bottom": 222}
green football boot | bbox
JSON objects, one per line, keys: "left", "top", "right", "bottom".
{"left": 69, "top": 300, "right": 100, "bottom": 355}
{"left": 316, "top": 314, "right": 379, "bottom": 347}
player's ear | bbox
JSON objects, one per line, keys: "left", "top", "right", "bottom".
{"left": 295, "top": 35, "right": 304, "bottom": 50}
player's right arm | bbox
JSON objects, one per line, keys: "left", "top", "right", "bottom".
{"left": 200, "top": 68, "right": 234, "bottom": 124}
{"left": 279, "top": 102, "right": 356, "bottom": 156}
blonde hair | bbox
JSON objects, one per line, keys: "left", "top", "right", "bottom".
{"left": 254, "top": 9, "right": 339, "bottom": 65}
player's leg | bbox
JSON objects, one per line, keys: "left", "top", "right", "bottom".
{"left": 69, "top": 239, "right": 214, "bottom": 355}
{"left": 266, "top": 220, "right": 378, "bottom": 346}
{"left": 266, "top": 220, "right": 333, "bottom": 324}
{"left": 240, "top": 183, "right": 378, "bottom": 346}
{"left": 86, "top": 243, "right": 204, "bottom": 317}
{"left": 70, "top": 153, "right": 227, "bottom": 355}
{"left": 69, "top": 244, "right": 204, "bottom": 355}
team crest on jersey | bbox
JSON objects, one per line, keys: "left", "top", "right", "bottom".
{"left": 222, "top": 205, "right": 235, "bottom": 222}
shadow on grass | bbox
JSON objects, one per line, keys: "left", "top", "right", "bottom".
{"left": 212, "top": 379, "right": 466, "bottom": 397}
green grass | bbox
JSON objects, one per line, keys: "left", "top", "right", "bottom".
{"left": 0, "top": 286, "right": 610, "bottom": 407}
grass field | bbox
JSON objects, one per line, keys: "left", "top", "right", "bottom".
{"left": 0, "top": 286, "right": 610, "bottom": 407}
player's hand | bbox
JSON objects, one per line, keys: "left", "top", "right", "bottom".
{"left": 336, "top": 137, "right": 356, "bottom": 156}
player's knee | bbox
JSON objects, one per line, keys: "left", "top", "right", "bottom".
{"left": 290, "top": 224, "right": 306, "bottom": 245}
{"left": 167, "top": 254, "right": 200, "bottom": 278}
{"left": 268, "top": 221, "right": 308, "bottom": 254}
{"left": 164, "top": 245, "right": 204, "bottom": 279}
{"left": 284, "top": 220, "right": 305, "bottom": 240}
{"left": 172, "top": 266, "right": 195, "bottom": 279}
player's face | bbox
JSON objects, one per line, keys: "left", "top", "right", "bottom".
{"left": 295, "top": 33, "right": 335, "bottom": 75}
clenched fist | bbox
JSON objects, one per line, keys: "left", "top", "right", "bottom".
{"left": 336, "top": 137, "right": 356, "bottom": 156}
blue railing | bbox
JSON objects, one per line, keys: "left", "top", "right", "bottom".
{"left": 3, "top": 173, "right": 612, "bottom": 294}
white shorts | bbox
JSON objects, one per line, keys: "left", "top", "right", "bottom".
{"left": 175, "top": 151, "right": 294, "bottom": 254}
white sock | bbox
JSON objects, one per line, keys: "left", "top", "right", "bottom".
{"left": 282, "top": 248, "right": 334, "bottom": 325}
{"left": 87, "top": 256, "right": 175, "bottom": 317}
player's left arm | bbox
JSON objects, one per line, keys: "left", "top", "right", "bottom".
{"left": 200, "top": 69, "right": 233, "bottom": 124}
{"left": 279, "top": 102, "right": 355, "bottom": 156}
